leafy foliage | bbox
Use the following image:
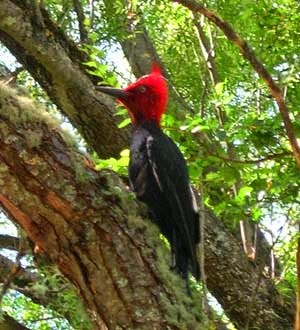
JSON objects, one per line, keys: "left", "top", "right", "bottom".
{"left": 3, "top": 291, "right": 73, "bottom": 330}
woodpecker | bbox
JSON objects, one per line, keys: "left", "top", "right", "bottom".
{"left": 97, "top": 65, "right": 200, "bottom": 281}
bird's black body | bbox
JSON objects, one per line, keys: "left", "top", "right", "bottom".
{"left": 129, "top": 121, "right": 200, "bottom": 280}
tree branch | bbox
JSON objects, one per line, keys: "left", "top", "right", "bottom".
{"left": 73, "top": 0, "right": 90, "bottom": 44}
{"left": 0, "top": 66, "right": 23, "bottom": 85}
{"left": 0, "top": 254, "right": 38, "bottom": 288}
{"left": 0, "top": 0, "right": 129, "bottom": 158}
{"left": 0, "top": 251, "right": 92, "bottom": 328}
{"left": 0, "top": 234, "right": 19, "bottom": 250}
{"left": 193, "top": 14, "right": 219, "bottom": 86}
{"left": 0, "top": 253, "right": 35, "bottom": 290}
{"left": 206, "top": 150, "right": 292, "bottom": 164}
{"left": 0, "top": 250, "right": 23, "bottom": 303}
{"left": 175, "top": 0, "right": 300, "bottom": 167}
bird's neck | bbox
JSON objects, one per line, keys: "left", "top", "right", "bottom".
{"left": 133, "top": 119, "right": 161, "bottom": 130}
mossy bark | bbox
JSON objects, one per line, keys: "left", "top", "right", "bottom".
{"left": 0, "top": 83, "right": 294, "bottom": 329}
{"left": 0, "top": 83, "right": 200, "bottom": 329}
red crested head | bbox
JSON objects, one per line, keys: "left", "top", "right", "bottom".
{"left": 97, "top": 65, "right": 168, "bottom": 126}
{"left": 122, "top": 64, "right": 167, "bottom": 125}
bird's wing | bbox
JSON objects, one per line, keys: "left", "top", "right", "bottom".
{"left": 145, "top": 134, "right": 197, "bottom": 260}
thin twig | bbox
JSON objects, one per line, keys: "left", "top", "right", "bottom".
{"left": 89, "top": 0, "right": 95, "bottom": 31}
{"left": 2, "top": 67, "right": 23, "bottom": 85}
{"left": 295, "top": 223, "right": 300, "bottom": 330}
{"left": 73, "top": 0, "right": 90, "bottom": 44}
{"left": 206, "top": 150, "right": 292, "bottom": 164}
{"left": 193, "top": 14, "right": 219, "bottom": 86}
{"left": 198, "top": 183, "right": 209, "bottom": 317}
{"left": 244, "top": 217, "right": 286, "bottom": 330}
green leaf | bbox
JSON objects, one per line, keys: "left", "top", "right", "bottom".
{"left": 215, "top": 82, "right": 225, "bottom": 96}
{"left": 83, "top": 61, "right": 98, "bottom": 68}
{"left": 238, "top": 186, "right": 253, "bottom": 200}
{"left": 205, "top": 172, "right": 220, "bottom": 181}
{"left": 118, "top": 118, "right": 131, "bottom": 128}
{"left": 120, "top": 149, "right": 130, "bottom": 157}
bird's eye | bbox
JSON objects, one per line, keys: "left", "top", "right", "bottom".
{"left": 139, "top": 86, "right": 147, "bottom": 93}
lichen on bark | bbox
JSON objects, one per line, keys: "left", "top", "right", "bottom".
{"left": 0, "top": 82, "right": 202, "bottom": 329}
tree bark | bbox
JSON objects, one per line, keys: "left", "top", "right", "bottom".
{"left": 100, "top": 4, "right": 292, "bottom": 326}
{"left": 0, "top": 81, "right": 294, "bottom": 328}
{"left": 0, "top": 234, "right": 19, "bottom": 250}
{"left": 0, "top": 313, "right": 31, "bottom": 330}
{"left": 0, "top": 254, "right": 38, "bottom": 287}
{"left": 0, "top": 0, "right": 129, "bottom": 159}
{"left": 0, "top": 252, "right": 93, "bottom": 328}
{"left": 0, "top": 83, "right": 200, "bottom": 329}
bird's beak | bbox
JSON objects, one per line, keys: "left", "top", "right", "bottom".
{"left": 96, "top": 86, "right": 129, "bottom": 100}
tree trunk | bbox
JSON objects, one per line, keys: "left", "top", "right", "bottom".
{"left": 0, "top": 81, "right": 293, "bottom": 329}
{"left": 0, "top": 83, "right": 201, "bottom": 329}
